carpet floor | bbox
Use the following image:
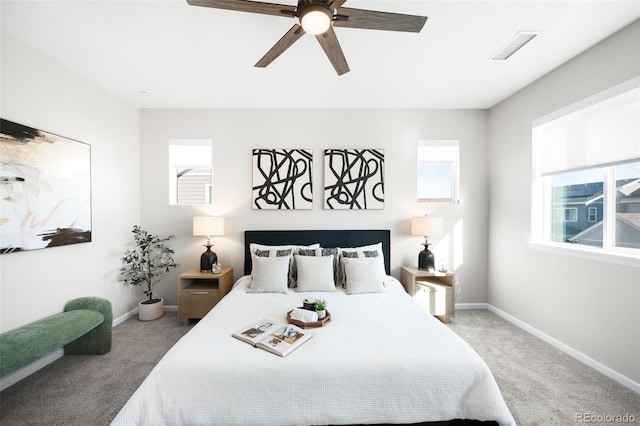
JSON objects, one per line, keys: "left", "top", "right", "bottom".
{"left": 446, "top": 310, "right": 639, "bottom": 426}
{"left": 0, "top": 310, "right": 638, "bottom": 425}
{"left": 0, "top": 312, "right": 194, "bottom": 425}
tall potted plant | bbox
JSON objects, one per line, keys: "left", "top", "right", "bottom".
{"left": 120, "top": 225, "right": 178, "bottom": 321}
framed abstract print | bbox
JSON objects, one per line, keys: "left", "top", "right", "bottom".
{"left": 0, "top": 119, "right": 92, "bottom": 253}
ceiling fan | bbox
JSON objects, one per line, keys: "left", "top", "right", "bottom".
{"left": 186, "top": 0, "right": 428, "bottom": 75}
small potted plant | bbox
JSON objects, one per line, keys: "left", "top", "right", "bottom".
{"left": 315, "top": 299, "right": 328, "bottom": 320}
{"left": 120, "top": 225, "right": 178, "bottom": 321}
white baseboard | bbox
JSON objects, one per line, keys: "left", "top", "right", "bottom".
{"left": 456, "top": 303, "right": 489, "bottom": 310}
{"left": 113, "top": 307, "right": 137, "bottom": 326}
{"left": 487, "top": 304, "right": 640, "bottom": 394}
{"left": 112, "top": 305, "right": 177, "bottom": 326}
{"left": 0, "top": 305, "right": 176, "bottom": 391}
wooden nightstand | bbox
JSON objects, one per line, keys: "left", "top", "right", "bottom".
{"left": 401, "top": 266, "right": 455, "bottom": 322}
{"left": 178, "top": 267, "right": 233, "bottom": 325}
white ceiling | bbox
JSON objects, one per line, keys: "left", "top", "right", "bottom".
{"left": 2, "top": 1, "right": 639, "bottom": 109}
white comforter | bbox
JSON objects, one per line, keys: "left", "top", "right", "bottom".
{"left": 112, "top": 276, "right": 515, "bottom": 426}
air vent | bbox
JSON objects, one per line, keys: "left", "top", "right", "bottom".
{"left": 490, "top": 31, "right": 541, "bottom": 60}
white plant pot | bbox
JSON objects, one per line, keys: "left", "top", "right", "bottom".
{"left": 316, "top": 309, "right": 326, "bottom": 320}
{"left": 138, "top": 298, "right": 164, "bottom": 321}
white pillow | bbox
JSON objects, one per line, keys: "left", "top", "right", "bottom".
{"left": 295, "top": 247, "right": 339, "bottom": 286}
{"left": 337, "top": 243, "right": 386, "bottom": 287}
{"left": 248, "top": 255, "right": 290, "bottom": 293}
{"left": 342, "top": 256, "right": 384, "bottom": 294}
{"left": 294, "top": 255, "right": 336, "bottom": 292}
{"left": 250, "top": 243, "right": 320, "bottom": 287}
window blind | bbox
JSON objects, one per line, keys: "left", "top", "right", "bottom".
{"left": 533, "top": 77, "right": 640, "bottom": 176}
{"left": 417, "top": 140, "right": 459, "bottom": 162}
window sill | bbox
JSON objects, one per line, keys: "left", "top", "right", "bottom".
{"left": 528, "top": 241, "right": 640, "bottom": 269}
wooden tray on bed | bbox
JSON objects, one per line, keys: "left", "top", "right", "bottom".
{"left": 287, "top": 310, "right": 331, "bottom": 328}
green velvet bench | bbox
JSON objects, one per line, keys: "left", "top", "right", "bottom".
{"left": 0, "top": 297, "right": 112, "bottom": 377}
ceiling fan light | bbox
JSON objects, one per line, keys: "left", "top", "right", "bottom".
{"left": 300, "top": 6, "right": 332, "bottom": 35}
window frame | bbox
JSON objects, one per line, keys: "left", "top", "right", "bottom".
{"left": 168, "top": 139, "right": 213, "bottom": 205}
{"left": 416, "top": 140, "right": 460, "bottom": 204}
{"left": 531, "top": 79, "right": 640, "bottom": 268}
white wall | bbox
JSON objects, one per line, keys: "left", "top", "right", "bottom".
{"left": 0, "top": 32, "right": 142, "bottom": 331}
{"left": 488, "top": 21, "right": 640, "bottom": 385}
{"left": 139, "top": 108, "right": 491, "bottom": 306}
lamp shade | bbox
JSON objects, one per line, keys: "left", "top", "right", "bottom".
{"left": 193, "top": 216, "right": 224, "bottom": 237}
{"left": 411, "top": 216, "right": 442, "bottom": 237}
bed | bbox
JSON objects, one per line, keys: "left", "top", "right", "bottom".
{"left": 112, "top": 230, "right": 515, "bottom": 426}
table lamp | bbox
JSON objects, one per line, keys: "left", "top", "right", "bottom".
{"left": 411, "top": 216, "right": 442, "bottom": 271}
{"left": 193, "top": 216, "right": 224, "bottom": 272}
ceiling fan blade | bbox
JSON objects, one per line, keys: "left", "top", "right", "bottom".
{"left": 255, "top": 24, "right": 305, "bottom": 68}
{"left": 186, "top": 0, "right": 296, "bottom": 18}
{"left": 315, "top": 26, "right": 349, "bottom": 76}
{"left": 334, "top": 7, "right": 427, "bottom": 32}
{"left": 328, "top": 0, "right": 348, "bottom": 9}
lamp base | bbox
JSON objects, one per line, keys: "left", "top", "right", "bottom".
{"left": 418, "top": 243, "right": 435, "bottom": 272}
{"left": 200, "top": 245, "right": 218, "bottom": 273}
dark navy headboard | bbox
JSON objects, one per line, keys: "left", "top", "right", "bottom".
{"left": 244, "top": 230, "right": 391, "bottom": 276}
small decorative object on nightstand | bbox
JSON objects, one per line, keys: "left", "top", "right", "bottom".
{"left": 411, "top": 216, "right": 442, "bottom": 271}
{"left": 193, "top": 216, "right": 224, "bottom": 272}
{"left": 438, "top": 258, "right": 448, "bottom": 273}
{"left": 401, "top": 266, "right": 455, "bottom": 323}
{"left": 178, "top": 267, "right": 233, "bottom": 325}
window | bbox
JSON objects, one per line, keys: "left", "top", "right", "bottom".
{"left": 615, "top": 162, "right": 640, "bottom": 249}
{"left": 168, "top": 139, "right": 212, "bottom": 205}
{"left": 532, "top": 77, "right": 640, "bottom": 264}
{"left": 550, "top": 168, "right": 604, "bottom": 246}
{"left": 417, "top": 140, "right": 459, "bottom": 203}
{"left": 551, "top": 207, "right": 578, "bottom": 223}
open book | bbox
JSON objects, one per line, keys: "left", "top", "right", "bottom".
{"left": 232, "top": 319, "right": 312, "bottom": 357}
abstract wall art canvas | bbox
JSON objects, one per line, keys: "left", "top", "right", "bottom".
{"left": 252, "top": 149, "right": 313, "bottom": 210}
{"left": 0, "top": 118, "right": 92, "bottom": 253}
{"left": 324, "top": 149, "right": 385, "bottom": 210}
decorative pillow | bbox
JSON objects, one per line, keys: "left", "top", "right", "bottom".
{"left": 294, "top": 255, "right": 336, "bottom": 292}
{"left": 248, "top": 255, "right": 290, "bottom": 293}
{"left": 341, "top": 256, "right": 385, "bottom": 294}
{"left": 337, "top": 246, "right": 384, "bottom": 287}
{"left": 341, "top": 250, "right": 378, "bottom": 258}
{"left": 250, "top": 243, "right": 319, "bottom": 287}
{"left": 252, "top": 248, "right": 293, "bottom": 287}
{"left": 338, "top": 242, "right": 385, "bottom": 265}
{"left": 338, "top": 242, "right": 384, "bottom": 259}
{"left": 296, "top": 247, "right": 339, "bottom": 285}
{"left": 249, "top": 243, "right": 320, "bottom": 256}
{"left": 254, "top": 248, "right": 293, "bottom": 257}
